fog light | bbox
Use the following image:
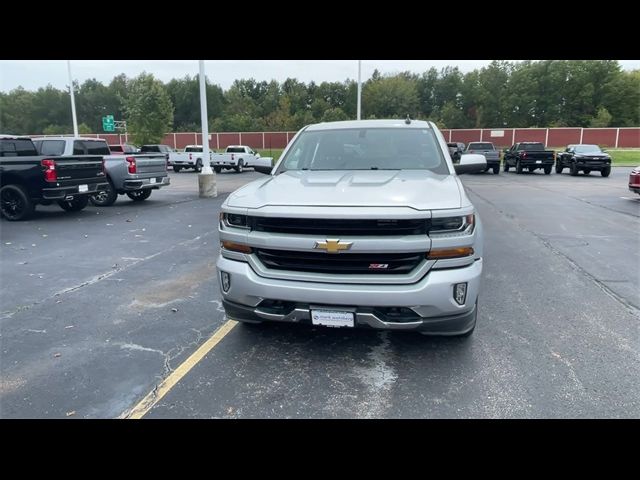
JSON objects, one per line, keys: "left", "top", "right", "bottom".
{"left": 454, "top": 283, "right": 467, "bottom": 305}
{"left": 221, "top": 272, "right": 231, "bottom": 293}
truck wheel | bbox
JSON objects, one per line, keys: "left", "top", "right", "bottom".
{"left": 516, "top": 160, "right": 523, "bottom": 174}
{"left": 194, "top": 159, "right": 203, "bottom": 173}
{"left": 570, "top": 162, "right": 579, "bottom": 176}
{"left": 556, "top": 162, "right": 563, "bottom": 174}
{"left": 503, "top": 161, "right": 510, "bottom": 172}
{"left": 58, "top": 195, "right": 89, "bottom": 212}
{"left": 235, "top": 160, "right": 244, "bottom": 173}
{"left": 1, "top": 184, "right": 35, "bottom": 221}
{"left": 126, "top": 189, "right": 152, "bottom": 201}
{"left": 601, "top": 166, "right": 611, "bottom": 177}
{"left": 492, "top": 164, "right": 500, "bottom": 175}
{"left": 544, "top": 165, "right": 552, "bottom": 175}
{"left": 214, "top": 166, "right": 222, "bottom": 173}
{"left": 173, "top": 166, "right": 181, "bottom": 173}
{"left": 583, "top": 169, "right": 591, "bottom": 175}
{"left": 90, "top": 181, "right": 118, "bottom": 207}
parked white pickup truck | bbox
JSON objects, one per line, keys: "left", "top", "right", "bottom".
{"left": 170, "top": 145, "right": 215, "bottom": 173}
{"left": 211, "top": 145, "right": 272, "bottom": 173}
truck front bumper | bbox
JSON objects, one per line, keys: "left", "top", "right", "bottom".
{"left": 216, "top": 256, "right": 482, "bottom": 335}
{"left": 123, "top": 176, "right": 170, "bottom": 190}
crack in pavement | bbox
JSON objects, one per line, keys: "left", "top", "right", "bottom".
{"left": 466, "top": 185, "right": 640, "bottom": 317}
{"left": 0, "top": 230, "right": 218, "bottom": 321}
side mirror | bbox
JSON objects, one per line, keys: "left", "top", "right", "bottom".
{"left": 254, "top": 165, "right": 273, "bottom": 175}
{"left": 454, "top": 154, "right": 486, "bottom": 175}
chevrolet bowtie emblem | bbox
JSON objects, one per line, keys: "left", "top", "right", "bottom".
{"left": 314, "top": 239, "right": 353, "bottom": 254}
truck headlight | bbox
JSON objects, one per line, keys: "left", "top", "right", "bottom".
{"left": 429, "top": 214, "right": 474, "bottom": 237}
{"left": 220, "top": 212, "right": 250, "bottom": 229}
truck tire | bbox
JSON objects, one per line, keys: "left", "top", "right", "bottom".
{"left": 194, "top": 159, "right": 202, "bottom": 173}
{"left": 570, "top": 162, "right": 579, "bottom": 176}
{"left": 492, "top": 164, "right": 500, "bottom": 175}
{"left": 516, "top": 159, "right": 523, "bottom": 174}
{"left": 601, "top": 166, "right": 611, "bottom": 177}
{"left": 544, "top": 165, "right": 552, "bottom": 175}
{"left": 503, "top": 161, "right": 510, "bottom": 172}
{"left": 1, "top": 184, "right": 35, "bottom": 221}
{"left": 556, "top": 161, "right": 563, "bottom": 174}
{"left": 90, "top": 180, "right": 118, "bottom": 207}
{"left": 583, "top": 169, "right": 591, "bottom": 175}
{"left": 235, "top": 159, "right": 244, "bottom": 173}
{"left": 173, "top": 166, "right": 181, "bottom": 173}
{"left": 58, "top": 195, "right": 89, "bottom": 212}
{"left": 126, "top": 189, "right": 152, "bottom": 201}
{"left": 214, "top": 166, "right": 222, "bottom": 173}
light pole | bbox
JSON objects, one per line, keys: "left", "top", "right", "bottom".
{"left": 197, "top": 60, "right": 216, "bottom": 198}
{"left": 357, "top": 60, "right": 362, "bottom": 120}
{"left": 67, "top": 60, "right": 79, "bottom": 136}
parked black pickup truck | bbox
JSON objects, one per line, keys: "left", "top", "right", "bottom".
{"left": 503, "top": 142, "right": 555, "bottom": 174}
{"left": 556, "top": 144, "right": 611, "bottom": 177}
{"left": 0, "top": 135, "right": 108, "bottom": 221}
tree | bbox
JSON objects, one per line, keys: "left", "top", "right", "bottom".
{"left": 124, "top": 73, "right": 174, "bottom": 144}
{"left": 363, "top": 75, "right": 419, "bottom": 119}
{"left": 321, "top": 107, "right": 349, "bottom": 122}
{"left": 589, "top": 107, "right": 612, "bottom": 127}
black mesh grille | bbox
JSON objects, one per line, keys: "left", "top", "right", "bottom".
{"left": 251, "top": 217, "right": 428, "bottom": 236}
{"left": 255, "top": 248, "right": 424, "bottom": 275}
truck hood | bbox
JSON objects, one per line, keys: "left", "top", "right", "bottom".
{"left": 227, "top": 170, "right": 462, "bottom": 210}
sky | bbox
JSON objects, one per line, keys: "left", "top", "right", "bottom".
{"left": 2, "top": 60, "right": 639, "bottom": 93}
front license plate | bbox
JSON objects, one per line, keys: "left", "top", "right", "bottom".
{"left": 150, "top": 178, "right": 156, "bottom": 184}
{"left": 536, "top": 160, "right": 542, "bottom": 164}
{"left": 78, "top": 184, "right": 88, "bottom": 192}
{"left": 311, "top": 310, "right": 354, "bottom": 328}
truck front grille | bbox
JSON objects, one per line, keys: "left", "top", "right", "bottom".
{"left": 251, "top": 217, "right": 428, "bottom": 236}
{"left": 255, "top": 248, "right": 424, "bottom": 275}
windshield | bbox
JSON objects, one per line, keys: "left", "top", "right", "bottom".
{"left": 277, "top": 128, "right": 448, "bottom": 174}
{"left": 519, "top": 143, "right": 545, "bottom": 151}
{"left": 468, "top": 143, "right": 494, "bottom": 150}
{"left": 574, "top": 145, "right": 602, "bottom": 154}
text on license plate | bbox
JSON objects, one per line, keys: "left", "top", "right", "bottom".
{"left": 78, "top": 184, "right": 88, "bottom": 192}
{"left": 311, "top": 310, "right": 354, "bottom": 328}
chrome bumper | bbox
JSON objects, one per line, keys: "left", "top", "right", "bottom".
{"left": 216, "top": 256, "right": 482, "bottom": 334}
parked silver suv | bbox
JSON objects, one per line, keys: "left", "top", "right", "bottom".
{"left": 216, "top": 119, "right": 486, "bottom": 336}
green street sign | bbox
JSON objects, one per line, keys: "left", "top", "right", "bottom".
{"left": 102, "top": 115, "right": 115, "bottom": 132}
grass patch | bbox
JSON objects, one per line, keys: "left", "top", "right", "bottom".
{"left": 606, "top": 149, "right": 640, "bottom": 166}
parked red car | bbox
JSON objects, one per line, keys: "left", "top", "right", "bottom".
{"left": 629, "top": 166, "right": 640, "bottom": 195}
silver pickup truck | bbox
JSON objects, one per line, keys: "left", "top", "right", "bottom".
{"left": 216, "top": 119, "right": 487, "bottom": 337}
{"left": 33, "top": 137, "right": 170, "bottom": 206}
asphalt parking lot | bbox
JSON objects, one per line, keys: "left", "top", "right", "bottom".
{"left": 1, "top": 167, "right": 639, "bottom": 418}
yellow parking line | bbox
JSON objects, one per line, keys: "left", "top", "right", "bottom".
{"left": 124, "top": 319, "right": 238, "bottom": 419}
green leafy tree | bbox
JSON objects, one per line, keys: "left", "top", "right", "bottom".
{"left": 124, "top": 73, "right": 174, "bottom": 144}
{"left": 589, "top": 107, "right": 612, "bottom": 127}
{"left": 321, "top": 107, "right": 349, "bottom": 122}
{"left": 363, "top": 75, "right": 419, "bottom": 118}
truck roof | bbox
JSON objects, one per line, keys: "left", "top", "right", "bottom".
{"left": 0, "top": 134, "right": 32, "bottom": 140}
{"left": 31, "top": 136, "right": 105, "bottom": 142}
{"left": 306, "top": 119, "right": 433, "bottom": 131}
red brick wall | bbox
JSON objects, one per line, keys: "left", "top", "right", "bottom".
{"left": 46, "top": 128, "right": 640, "bottom": 150}
{"left": 582, "top": 128, "right": 617, "bottom": 147}
{"left": 618, "top": 128, "right": 640, "bottom": 148}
